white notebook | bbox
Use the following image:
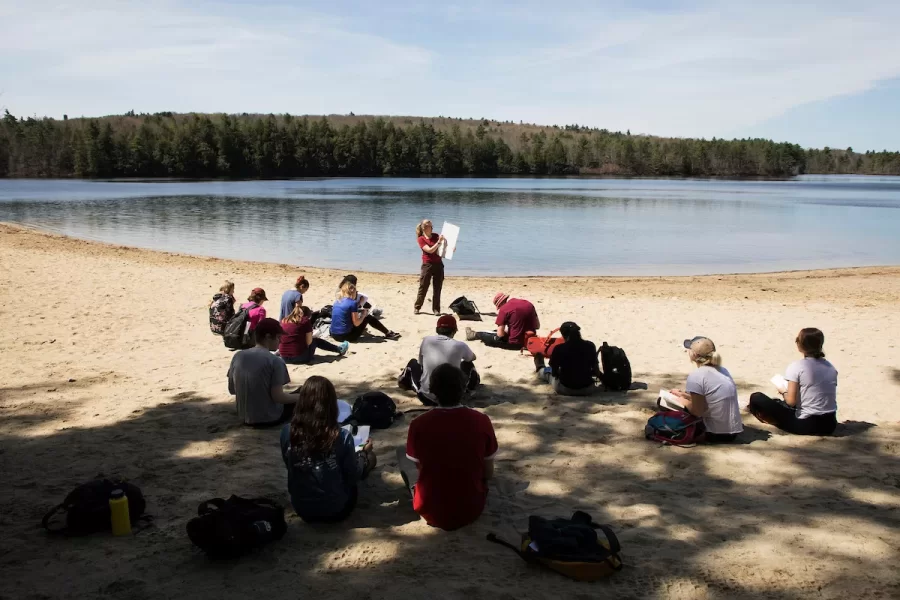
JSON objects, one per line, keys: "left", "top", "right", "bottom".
{"left": 770, "top": 374, "right": 789, "bottom": 394}
{"left": 658, "top": 389, "right": 686, "bottom": 411}
{"left": 341, "top": 424, "right": 370, "bottom": 452}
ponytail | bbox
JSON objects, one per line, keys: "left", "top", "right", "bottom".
{"left": 693, "top": 351, "right": 722, "bottom": 367}
{"left": 797, "top": 328, "right": 826, "bottom": 359}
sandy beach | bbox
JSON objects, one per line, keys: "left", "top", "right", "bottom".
{"left": 1, "top": 222, "right": 899, "bottom": 599}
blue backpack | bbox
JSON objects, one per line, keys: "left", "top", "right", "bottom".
{"left": 645, "top": 410, "right": 704, "bottom": 446}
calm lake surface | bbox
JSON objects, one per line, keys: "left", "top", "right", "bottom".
{"left": 1, "top": 176, "right": 898, "bottom": 276}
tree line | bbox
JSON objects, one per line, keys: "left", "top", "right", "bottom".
{"left": 1, "top": 110, "right": 898, "bottom": 179}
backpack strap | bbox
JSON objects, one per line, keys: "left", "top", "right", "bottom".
{"left": 486, "top": 533, "right": 526, "bottom": 558}
{"left": 198, "top": 498, "right": 226, "bottom": 515}
{"left": 41, "top": 503, "right": 68, "bottom": 535}
{"left": 543, "top": 328, "right": 561, "bottom": 353}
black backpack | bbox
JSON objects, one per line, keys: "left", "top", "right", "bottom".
{"left": 598, "top": 342, "right": 632, "bottom": 391}
{"left": 42, "top": 478, "right": 147, "bottom": 536}
{"left": 343, "top": 392, "right": 401, "bottom": 429}
{"left": 186, "top": 496, "right": 287, "bottom": 559}
{"left": 223, "top": 304, "right": 254, "bottom": 350}
{"left": 449, "top": 296, "right": 482, "bottom": 321}
{"left": 487, "top": 511, "right": 622, "bottom": 581}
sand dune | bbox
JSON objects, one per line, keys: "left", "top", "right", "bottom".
{"left": 1, "top": 223, "right": 899, "bottom": 599}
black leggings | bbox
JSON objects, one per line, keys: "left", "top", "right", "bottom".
{"left": 749, "top": 392, "right": 837, "bottom": 436}
{"left": 332, "top": 316, "right": 390, "bottom": 342}
{"left": 474, "top": 332, "right": 522, "bottom": 350}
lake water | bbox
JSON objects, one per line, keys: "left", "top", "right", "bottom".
{"left": 1, "top": 176, "right": 899, "bottom": 276}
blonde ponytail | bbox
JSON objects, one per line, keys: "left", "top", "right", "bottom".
{"left": 416, "top": 219, "right": 432, "bottom": 237}
{"left": 694, "top": 352, "right": 722, "bottom": 367}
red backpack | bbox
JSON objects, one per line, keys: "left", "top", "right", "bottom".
{"left": 644, "top": 410, "right": 705, "bottom": 446}
{"left": 523, "top": 328, "right": 566, "bottom": 358}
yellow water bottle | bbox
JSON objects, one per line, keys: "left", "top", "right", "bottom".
{"left": 109, "top": 488, "right": 132, "bottom": 536}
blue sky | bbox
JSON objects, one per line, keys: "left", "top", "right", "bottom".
{"left": 1, "top": 0, "right": 899, "bottom": 151}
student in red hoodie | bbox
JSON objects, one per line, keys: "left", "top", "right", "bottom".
{"left": 399, "top": 364, "right": 498, "bottom": 530}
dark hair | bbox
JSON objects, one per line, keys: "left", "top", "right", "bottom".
{"left": 797, "top": 328, "right": 825, "bottom": 359}
{"left": 339, "top": 274, "right": 358, "bottom": 287}
{"left": 289, "top": 377, "right": 340, "bottom": 458}
{"left": 559, "top": 321, "right": 582, "bottom": 342}
{"left": 429, "top": 364, "right": 466, "bottom": 407}
{"left": 436, "top": 326, "right": 457, "bottom": 337}
{"left": 295, "top": 276, "right": 309, "bottom": 291}
{"left": 301, "top": 306, "right": 312, "bottom": 318}
{"left": 248, "top": 290, "right": 266, "bottom": 303}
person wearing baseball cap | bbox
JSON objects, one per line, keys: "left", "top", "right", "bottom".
{"left": 464, "top": 292, "right": 540, "bottom": 350}
{"left": 533, "top": 322, "right": 601, "bottom": 396}
{"left": 401, "top": 314, "right": 478, "bottom": 405}
{"left": 668, "top": 336, "right": 743, "bottom": 443}
{"left": 279, "top": 275, "right": 310, "bottom": 321}
{"left": 227, "top": 317, "right": 301, "bottom": 427}
{"left": 240, "top": 287, "right": 269, "bottom": 343}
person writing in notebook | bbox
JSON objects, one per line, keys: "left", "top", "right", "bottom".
{"left": 399, "top": 364, "right": 498, "bottom": 530}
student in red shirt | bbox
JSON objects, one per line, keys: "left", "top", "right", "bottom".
{"left": 465, "top": 292, "right": 540, "bottom": 350}
{"left": 400, "top": 363, "right": 498, "bottom": 531}
{"left": 414, "top": 219, "right": 446, "bottom": 316}
{"left": 279, "top": 304, "right": 349, "bottom": 364}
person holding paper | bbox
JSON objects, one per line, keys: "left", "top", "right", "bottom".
{"left": 280, "top": 376, "right": 377, "bottom": 523}
{"left": 414, "top": 219, "right": 445, "bottom": 316}
{"left": 748, "top": 328, "right": 838, "bottom": 436}
{"left": 668, "top": 336, "right": 743, "bottom": 443}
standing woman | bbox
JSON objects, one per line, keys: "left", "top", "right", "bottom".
{"left": 415, "top": 219, "right": 445, "bottom": 316}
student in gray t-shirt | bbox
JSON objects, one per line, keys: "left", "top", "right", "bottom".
{"left": 749, "top": 328, "right": 838, "bottom": 436}
{"left": 227, "top": 318, "right": 300, "bottom": 426}
{"left": 403, "top": 315, "right": 477, "bottom": 404}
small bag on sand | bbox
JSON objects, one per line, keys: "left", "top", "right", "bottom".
{"left": 523, "top": 328, "right": 566, "bottom": 358}
{"left": 449, "top": 296, "right": 482, "bottom": 321}
{"left": 487, "top": 511, "right": 623, "bottom": 581}
{"left": 187, "top": 496, "right": 286, "bottom": 559}
{"left": 42, "top": 478, "right": 147, "bottom": 536}
{"left": 645, "top": 410, "right": 705, "bottom": 445}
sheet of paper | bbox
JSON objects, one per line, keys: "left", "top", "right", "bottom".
{"left": 337, "top": 399, "right": 352, "bottom": 424}
{"left": 439, "top": 221, "right": 460, "bottom": 260}
{"left": 340, "top": 424, "right": 370, "bottom": 451}
{"left": 770, "top": 374, "right": 789, "bottom": 394}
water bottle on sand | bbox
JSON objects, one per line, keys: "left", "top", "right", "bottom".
{"left": 109, "top": 488, "right": 132, "bottom": 536}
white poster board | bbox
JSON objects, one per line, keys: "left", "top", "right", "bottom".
{"left": 439, "top": 222, "right": 460, "bottom": 260}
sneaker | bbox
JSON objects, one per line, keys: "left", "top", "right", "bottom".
{"left": 465, "top": 327, "right": 477, "bottom": 341}
{"left": 414, "top": 308, "right": 421, "bottom": 315}
{"left": 338, "top": 341, "right": 350, "bottom": 356}
{"left": 533, "top": 353, "right": 546, "bottom": 372}
{"left": 433, "top": 309, "right": 441, "bottom": 316}
{"left": 385, "top": 331, "right": 402, "bottom": 341}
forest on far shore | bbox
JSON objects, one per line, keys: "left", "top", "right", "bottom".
{"left": 2, "top": 110, "right": 898, "bottom": 179}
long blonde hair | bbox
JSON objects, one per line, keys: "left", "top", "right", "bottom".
{"left": 340, "top": 281, "right": 357, "bottom": 298}
{"left": 282, "top": 301, "right": 306, "bottom": 324}
{"left": 220, "top": 280, "right": 235, "bottom": 294}
{"left": 416, "top": 219, "right": 432, "bottom": 237}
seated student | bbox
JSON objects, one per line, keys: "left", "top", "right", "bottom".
{"left": 241, "top": 288, "right": 269, "bottom": 332}
{"left": 398, "top": 364, "right": 498, "bottom": 531}
{"left": 336, "top": 274, "right": 382, "bottom": 318}
{"left": 465, "top": 292, "right": 539, "bottom": 350}
{"left": 330, "top": 281, "right": 400, "bottom": 342}
{"left": 533, "top": 322, "right": 600, "bottom": 396}
{"left": 280, "top": 376, "right": 377, "bottom": 523}
{"left": 208, "top": 280, "right": 236, "bottom": 335}
{"left": 748, "top": 328, "right": 838, "bottom": 436}
{"left": 403, "top": 315, "right": 478, "bottom": 405}
{"left": 279, "top": 275, "right": 310, "bottom": 321}
{"left": 227, "top": 318, "right": 300, "bottom": 427}
{"left": 668, "top": 336, "right": 743, "bottom": 443}
{"left": 279, "top": 304, "right": 349, "bottom": 364}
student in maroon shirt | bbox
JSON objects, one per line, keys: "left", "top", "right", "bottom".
{"left": 279, "top": 304, "right": 349, "bottom": 364}
{"left": 414, "top": 219, "right": 446, "bottom": 316}
{"left": 465, "top": 292, "right": 540, "bottom": 350}
{"left": 399, "top": 364, "right": 498, "bottom": 530}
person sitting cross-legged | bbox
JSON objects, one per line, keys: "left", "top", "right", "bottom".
{"left": 397, "top": 364, "right": 498, "bottom": 531}
{"left": 227, "top": 318, "right": 300, "bottom": 427}
{"left": 533, "top": 321, "right": 600, "bottom": 396}
{"left": 465, "top": 292, "right": 539, "bottom": 350}
{"left": 401, "top": 314, "right": 479, "bottom": 405}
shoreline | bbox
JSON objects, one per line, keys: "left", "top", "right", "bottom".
{"left": 2, "top": 220, "right": 899, "bottom": 598}
{"left": 4, "top": 222, "right": 899, "bottom": 282}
